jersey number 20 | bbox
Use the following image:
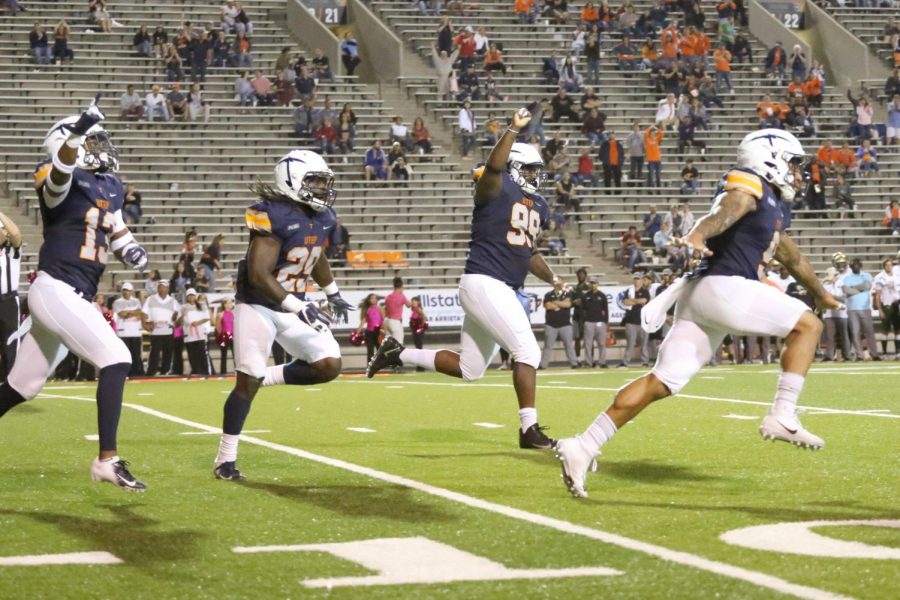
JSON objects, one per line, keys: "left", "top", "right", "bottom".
{"left": 507, "top": 202, "right": 541, "bottom": 248}
{"left": 276, "top": 246, "right": 322, "bottom": 293}
{"left": 80, "top": 207, "right": 116, "bottom": 264}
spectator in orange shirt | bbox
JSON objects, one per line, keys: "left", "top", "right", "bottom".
{"left": 641, "top": 39, "right": 659, "bottom": 70}
{"left": 599, "top": 133, "right": 624, "bottom": 192}
{"left": 804, "top": 75, "right": 822, "bottom": 108}
{"left": 483, "top": 43, "right": 508, "bottom": 74}
{"left": 644, "top": 124, "right": 664, "bottom": 188}
{"left": 581, "top": 0, "right": 599, "bottom": 27}
{"left": 680, "top": 27, "right": 697, "bottom": 63}
{"left": 756, "top": 94, "right": 778, "bottom": 128}
{"left": 515, "top": 0, "right": 535, "bottom": 24}
{"left": 713, "top": 44, "right": 733, "bottom": 94}
{"left": 816, "top": 140, "right": 836, "bottom": 174}
{"left": 834, "top": 141, "right": 857, "bottom": 176}
{"left": 786, "top": 76, "right": 805, "bottom": 101}
{"left": 661, "top": 23, "right": 679, "bottom": 61}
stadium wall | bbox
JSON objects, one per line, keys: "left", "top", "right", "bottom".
{"left": 347, "top": 0, "right": 404, "bottom": 84}
{"left": 286, "top": 0, "right": 343, "bottom": 74}
{"left": 804, "top": 1, "right": 891, "bottom": 89}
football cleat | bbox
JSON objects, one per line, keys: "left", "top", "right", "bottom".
{"left": 366, "top": 336, "right": 404, "bottom": 378}
{"left": 90, "top": 456, "right": 147, "bottom": 492}
{"left": 759, "top": 412, "right": 824, "bottom": 450}
{"left": 555, "top": 437, "right": 599, "bottom": 498}
{"left": 519, "top": 423, "right": 556, "bottom": 449}
{"left": 213, "top": 461, "right": 245, "bottom": 481}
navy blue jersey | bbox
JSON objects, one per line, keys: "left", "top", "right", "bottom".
{"left": 464, "top": 171, "right": 550, "bottom": 289}
{"left": 235, "top": 198, "right": 336, "bottom": 311}
{"left": 696, "top": 168, "right": 785, "bottom": 281}
{"left": 34, "top": 161, "right": 125, "bottom": 298}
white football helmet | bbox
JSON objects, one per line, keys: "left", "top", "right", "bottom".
{"left": 273, "top": 149, "right": 335, "bottom": 211}
{"left": 508, "top": 142, "right": 546, "bottom": 194}
{"left": 43, "top": 116, "right": 119, "bottom": 172}
{"left": 736, "top": 129, "right": 807, "bottom": 202}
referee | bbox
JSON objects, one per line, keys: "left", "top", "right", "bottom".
{"left": 0, "top": 212, "right": 22, "bottom": 381}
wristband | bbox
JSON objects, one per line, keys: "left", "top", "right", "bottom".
{"left": 323, "top": 282, "right": 339, "bottom": 296}
{"left": 51, "top": 152, "right": 75, "bottom": 174}
{"left": 506, "top": 128, "right": 519, "bottom": 135}
{"left": 110, "top": 231, "right": 135, "bottom": 253}
{"left": 281, "top": 294, "right": 305, "bottom": 313}
{"left": 65, "top": 135, "right": 86, "bottom": 149}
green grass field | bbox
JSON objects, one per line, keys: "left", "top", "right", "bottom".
{"left": 0, "top": 363, "right": 897, "bottom": 599}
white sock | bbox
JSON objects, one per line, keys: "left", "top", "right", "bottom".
{"left": 99, "top": 455, "right": 119, "bottom": 463}
{"left": 518, "top": 407, "right": 537, "bottom": 432}
{"left": 772, "top": 372, "right": 805, "bottom": 417}
{"left": 215, "top": 434, "right": 240, "bottom": 465}
{"left": 578, "top": 412, "right": 617, "bottom": 454}
{"left": 399, "top": 348, "right": 437, "bottom": 370}
{"left": 262, "top": 364, "right": 285, "bottom": 387}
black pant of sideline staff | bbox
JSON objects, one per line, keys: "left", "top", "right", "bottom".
{"left": 147, "top": 334, "right": 173, "bottom": 376}
{"left": 120, "top": 336, "right": 144, "bottom": 376}
{"left": 185, "top": 340, "right": 210, "bottom": 376}
{"left": 0, "top": 293, "right": 20, "bottom": 380}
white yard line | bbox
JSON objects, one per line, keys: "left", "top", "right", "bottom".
{"left": 34, "top": 391, "right": 855, "bottom": 600}
{"left": 346, "top": 380, "right": 898, "bottom": 419}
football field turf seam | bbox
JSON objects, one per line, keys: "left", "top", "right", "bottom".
{"left": 347, "top": 380, "right": 899, "bottom": 419}
{"left": 37, "top": 392, "right": 855, "bottom": 600}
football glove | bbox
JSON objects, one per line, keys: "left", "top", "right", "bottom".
{"left": 297, "top": 300, "right": 332, "bottom": 334}
{"left": 326, "top": 291, "right": 354, "bottom": 313}
{"left": 67, "top": 95, "right": 105, "bottom": 137}
{"left": 123, "top": 244, "right": 149, "bottom": 273}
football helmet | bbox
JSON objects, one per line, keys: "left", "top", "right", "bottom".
{"left": 507, "top": 143, "right": 545, "bottom": 194}
{"left": 43, "top": 116, "right": 119, "bottom": 173}
{"left": 736, "top": 129, "right": 807, "bottom": 202}
{"left": 273, "top": 150, "right": 335, "bottom": 211}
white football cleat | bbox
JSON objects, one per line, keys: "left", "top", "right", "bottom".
{"left": 90, "top": 456, "right": 147, "bottom": 492}
{"left": 555, "top": 437, "right": 599, "bottom": 498}
{"left": 759, "top": 412, "right": 824, "bottom": 450}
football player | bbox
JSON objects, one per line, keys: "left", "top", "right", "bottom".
{"left": 556, "top": 129, "right": 844, "bottom": 497}
{"left": 0, "top": 97, "right": 149, "bottom": 491}
{"left": 366, "top": 108, "right": 559, "bottom": 450}
{"left": 213, "top": 150, "right": 351, "bottom": 481}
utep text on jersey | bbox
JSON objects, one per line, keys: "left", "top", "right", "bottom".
{"left": 465, "top": 171, "right": 550, "bottom": 290}
{"left": 236, "top": 198, "right": 337, "bottom": 311}
{"left": 696, "top": 167, "right": 786, "bottom": 282}
{"left": 34, "top": 161, "right": 125, "bottom": 298}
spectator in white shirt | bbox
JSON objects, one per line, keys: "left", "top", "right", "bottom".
{"left": 145, "top": 84, "right": 171, "bottom": 122}
{"left": 119, "top": 85, "right": 144, "bottom": 122}
{"left": 389, "top": 115, "right": 412, "bottom": 150}
{"left": 821, "top": 266, "right": 851, "bottom": 361}
{"left": 143, "top": 281, "right": 180, "bottom": 375}
{"left": 113, "top": 282, "right": 145, "bottom": 376}
{"left": 655, "top": 94, "right": 678, "bottom": 130}
{"left": 873, "top": 257, "right": 900, "bottom": 358}
{"left": 181, "top": 288, "right": 211, "bottom": 376}
{"left": 458, "top": 99, "right": 476, "bottom": 158}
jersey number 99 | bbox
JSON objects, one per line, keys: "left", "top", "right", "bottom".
{"left": 507, "top": 202, "right": 541, "bottom": 248}
{"left": 276, "top": 246, "right": 322, "bottom": 293}
{"left": 80, "top": 207, "right": 116, "bottom": 264}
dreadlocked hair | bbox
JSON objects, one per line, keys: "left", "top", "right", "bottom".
{"left": 249, "top": 178, "right": 295, "bottom": 203}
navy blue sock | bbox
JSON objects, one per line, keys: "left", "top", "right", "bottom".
{"left": 0, "top": 381, "right": 27, "bottom": 419}
{"left": 96, "top": 362, "right": 130, "bottom": 453}
{"left": 223, "top": 390, "right": 253, "bottom": 436}
{"left": 282, "top": 360, "right": 317, "bottom": 385}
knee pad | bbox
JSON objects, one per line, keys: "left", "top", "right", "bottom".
{"left": 8, "top": 373, "right": 44, "bottom": 401}
{"left": 94, "top": 338, "right": 134, "bottom": 370}
{"left": 651, "top": 336, "right": 711, "bottom": 396}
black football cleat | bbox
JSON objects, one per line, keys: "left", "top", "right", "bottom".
{"left": 213, "top": 461, "right": 245, "bottom": 481}
{"left": 366, "top": 336, "right": 404, "bottom": 378}
{"left": 90, "top": 457, "right": 147, "bottom": 492}
{"left": 519, "top": 423, "right": 557, "bottom": 449}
